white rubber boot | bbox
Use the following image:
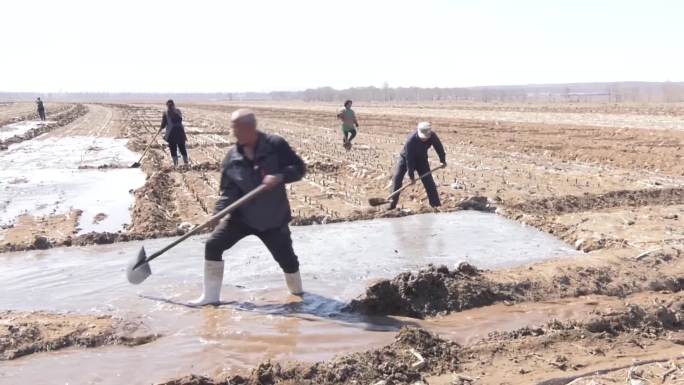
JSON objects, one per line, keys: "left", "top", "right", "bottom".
{"left": 189, "top": 260, "right": 224, "bottom": 306}
{"left": 284, "top": 271, "right": 303, "bottom": 295}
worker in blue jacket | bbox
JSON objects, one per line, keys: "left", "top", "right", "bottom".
{"left": 389, "top": 122, "right": 446, "bottom": 210}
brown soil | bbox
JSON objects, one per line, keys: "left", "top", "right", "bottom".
{"left": 347, "top": 247, "right": 683, "bottom": 318}
{"left": 0, "top": 311, "right": 158, "bottom": 360}
{"left": 0, "top": 209, "right": 83, "bottom": 251}
{"left": 5, "top": 101, "right": 682, "bottom": 254}
{"left": 158, "top": 294, "right": 684, "bottom": 385}
{"left": 159, "top": 327, "right": 460, "bottom": 385}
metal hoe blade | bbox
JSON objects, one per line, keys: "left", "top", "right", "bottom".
{"left": 127, "top": 246, "right": 152, "bottom": 284}
{"left": 368, "top": 197, "right": 389, "bottom": 206}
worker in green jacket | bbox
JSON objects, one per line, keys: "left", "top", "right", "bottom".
{"left": 337, "top": 100, "right": 359, "bottom": 150}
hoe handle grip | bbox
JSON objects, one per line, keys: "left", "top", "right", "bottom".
{"left": 386, "top": 164, "right": 445, "bottom": 201}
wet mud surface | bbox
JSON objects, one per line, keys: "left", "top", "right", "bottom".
{"left": 159, "top": 327, "right": 459, "bottom": 385}
{"left": 159, "top": 293, "right": 684, "bottom": 385}
{"left": 0, "top": 311, "right": 157, "bottom": 360}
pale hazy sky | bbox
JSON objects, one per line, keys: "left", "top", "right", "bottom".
{"left": 1, "top": 0, "right": 682, "bottom": 92}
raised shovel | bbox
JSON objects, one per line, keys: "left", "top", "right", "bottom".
{"left": 368, "top": 164, "right": 446, "bottom": 207}
{"left": 126, "top": 184, "right": 268, "bottom": 284}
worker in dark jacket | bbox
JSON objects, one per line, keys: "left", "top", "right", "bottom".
{"left": 36, "top": 98, "right": 46, "bottom": 121}
{"left": 389, "top": 122, "right": 446, "bottom": 210}
{"left": 160, "top": 99, "right": 189, "bottom": 166}
{"left": 190, "top": 108, "right": 306, "bottom": 306}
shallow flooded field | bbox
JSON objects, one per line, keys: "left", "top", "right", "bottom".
{"left": 0, "top": 211, "right": 577, "bottom": 384}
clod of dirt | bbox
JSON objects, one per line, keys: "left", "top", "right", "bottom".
{"left": 306, "top": 160, "right": 340, "bottom": 173}
{"left": 344, "top": 264, "right": 515, "bottom": 318}
{"left": 0, "top": 311, "right": 159, "bottom": 360}
{"left": 32, "top": 235, "right": 52, "bottom": 250}
{"left": 158, "top": 375, "right": 216, "bottom": 385}
{"left": 93, "top": 213, "right": 108, "bottom": 224}
{"left": 456, "top": 196, "right": 495, "bottom": 212}
{"left": 157, "top": 327, "right": 460, "bottom": 385}
{"left": 583, "top": 304, "right": 681, "bottom": 336}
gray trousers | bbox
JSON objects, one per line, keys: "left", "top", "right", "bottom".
{"left": 205, "top": 219, "right": 300, "bottom": 274}
{"left": 390, "top": 157, "right": 441, "bottom": 208}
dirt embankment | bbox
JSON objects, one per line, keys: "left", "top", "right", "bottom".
{"left": 160, "top": 327, "right": 459, "bottom": 385}
{"left": 347, "top": 247, "right": 683, "bottom": 319}
{"left": 454, "top": 294, "right": 684, "bottom": 385}
{"left": 0, "top": 311, "right": 158, "bottom": 360}
{"left": 158, "top": 296, "right": 684, "bottom": 385}
{"left": 495, "top": 187, "right": 684, "bottom": 252}
{"left": 0, "top": 104, "right": 88, "bottom": 149}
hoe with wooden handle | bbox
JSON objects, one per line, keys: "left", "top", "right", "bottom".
{"left": 126, "top": 184, "right": 268, "bottom": 284}
{"left": 131, "top": 126, "right": 162, "bottom": 168}
{"left": 368, "top": 164, "right": 446, "bottom": 207}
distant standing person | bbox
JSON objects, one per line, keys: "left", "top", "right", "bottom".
{"left": 36, "top": 97, "right": 46, "bottom": 121}
{"left": 389, "top": 122, "right": 446, "bottom": 210}
{"left": 160, "top": 99, "right": 189, "bottom": 166}
{"left": 337, "top": 99, "right": 358, "bottom": 150}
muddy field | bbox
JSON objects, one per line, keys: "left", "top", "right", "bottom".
{"left": 0, "top": 311, "right": 157, "bottom": 360}
{"left": 1, "top": 100, "right": 683, "bottom": 384}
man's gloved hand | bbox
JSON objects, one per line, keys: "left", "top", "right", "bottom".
{"left": 263, "top": 174, "right": 284, "bottom": 190}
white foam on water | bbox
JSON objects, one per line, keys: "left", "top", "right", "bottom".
{"left": 0, "top": 136, "right": 145, "bottom": 233}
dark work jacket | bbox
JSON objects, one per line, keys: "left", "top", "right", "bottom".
{"left": 160, "top": 108, "right": 187, "bottom": 144}
{"left": 36, "top": 101, "right": 45, "bottom": 111}
{"left": 399, "top": 131, "right": 446, "bottom": 178}
{"left": 215, "top": 132, "right": 306, "bottom": 231}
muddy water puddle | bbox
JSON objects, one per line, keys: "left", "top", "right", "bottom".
{"left": 0, "top": 136, "right": 145, "bottom": 234}
{"left": 0, "top": 211, "right": 579, "bottom": 384}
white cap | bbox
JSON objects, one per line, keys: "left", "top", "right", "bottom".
{"left": 417, "top": 121, "right": 432, "bottom": 139}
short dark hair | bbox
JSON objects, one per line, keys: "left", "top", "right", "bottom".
{"left": 344, "top": 99, "right": 352, "bottom": 106}
{"left": 166, "top": 99, "right": 174, "bottom": 105}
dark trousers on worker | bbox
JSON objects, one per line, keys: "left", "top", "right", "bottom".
{"left": 168, "top": 141, "right": 188, "bottom": 159}
{"left": 343, "top": 129, "right": 357, "bottom": 143}
{"left": 38, "top": 110, "right": 46, "bottom": 121}
{"left": 205, "top": 220, "right": 300, "bottom": 274}
{"left": 390, "top": 157, "right": 441, "bottom": 208}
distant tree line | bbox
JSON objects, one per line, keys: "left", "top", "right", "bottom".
{"left": 1, "top": 82, "right": 683, "bottom": 103}
{"left": 271, "top": 82, "right": 684, "bottom": 103}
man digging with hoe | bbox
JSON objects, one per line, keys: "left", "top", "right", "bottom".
{"left": 388, "top": 122, "right": 446, "bottom": 210}
{"left": 190, "top": 109, "right": 307, "bottom": 306}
